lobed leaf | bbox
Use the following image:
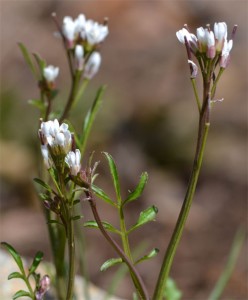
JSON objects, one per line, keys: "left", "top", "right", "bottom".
{"left": 123, "top": 172, "right": 148, "bottom": 205}
{"left": 29, "top": 251, "right": 43, "bottom": 274}
{"left": 103, "top": 152, "right": 121, "bottom": 203}
{"left": 100, "top": 258, "right": 123, "bottom": 272}
{"left": 129, "top": 206, "right": 158, "bottom": 233}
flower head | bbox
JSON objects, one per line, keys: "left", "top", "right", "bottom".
{"left": 39, "top": 119, "right": 72, "bottom": 156}
{"left": 84, "top": 52, "right": 101, "bottom": 79}
{"left": 82, "top": 20, "right": 109, "bottom": 46}
{"left": 43, "top": 65, "right": 59, "bottom": 83}
{"left": 65, "top": 149, "right": 81, "bottom": 176}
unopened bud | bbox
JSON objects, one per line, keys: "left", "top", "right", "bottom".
{"left": 84, "top": 52, "right": 101, "bottom": 79}
{"left": 75, "top": 45, "right": 84, "bottom": 71}
{"left": 43, "top": 65, "right": 59, "bottom": 86}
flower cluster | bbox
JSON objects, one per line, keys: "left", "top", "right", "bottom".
{"left": 176, "top": 22, "right": 236, "bottom": 69}
{"left": 39, "top": 119, "right": 82, "bottom": 177}
{"left": 61, "top": 13, "right": 109, "bottom": 77}
{"left": 62, "top": 14, "right": 108, "bottom": 49}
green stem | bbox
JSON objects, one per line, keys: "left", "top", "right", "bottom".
{"left": 211, "top": 68, "right": 224, "bottom": 98}
{"left": 66, "top": 210, "right": 76, "bottom": 300}
{"left": 87, "top": 192, "right": 149, "bottom": 300}
{"left": 60, "top": 71, "right": 81, "bottom": 122}
{"left": 190, "top": 78, "right": 201, "bottom": 112}
{"left": 208, "top": 228, "right": 245, "bottom": 300}
{"left": 153, "top": 86, "right": 211, "bottom": 300}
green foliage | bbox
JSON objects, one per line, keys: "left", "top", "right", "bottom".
{"left": 91, "top": 184, "right": 116, "bottom": 206}
{"left": 84, "top": 220, "right": 120, "bottom": 234}
{"left": 129, "top": 206, "right": 158, "bottom": 233}
{"left": 33, "top": 178, "right": 52, "bottom": 193}
{"left": 103, "top": 152, "right": 122, "bottom": 203}
{"left": 135, "top": 248, "right": 159, "bottom": 265}
{"left": 100, "top": 258, "right": 123, "bottom": 272}
{"left": 18, "top": 43, "right": 38, "bottom": 79}
{"left": 123, "top": 172, "right": 148, "bottom": 205}
{"left": 164, "top": 278, "right": 182, "bottom": 300}
{"left": 80, "top": 85, "right": 106, "bottom": 155}
{"left": 1, "top": 242, "right": 45, "bottom": 300}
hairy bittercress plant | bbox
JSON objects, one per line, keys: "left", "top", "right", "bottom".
{"left": 1, "top": 12, "right": 244, "bottom": 300}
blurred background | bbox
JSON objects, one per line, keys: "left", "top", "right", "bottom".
{"left": 0, "top": 1, "right": 247, "bottom": 299}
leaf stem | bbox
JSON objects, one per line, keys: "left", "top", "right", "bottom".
{"left": 86, "top": 190, "right": 149, "bottom": 300}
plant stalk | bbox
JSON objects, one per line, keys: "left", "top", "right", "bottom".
{"left": 87, "top": 191, "right": 149, "bottom": 300}
{"left": 153, "top": 82, "right": 211, "bottom": 300}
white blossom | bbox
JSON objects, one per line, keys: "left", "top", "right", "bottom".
{"left": 74, "top": 14, "right": 86, "bottom": 35}
{"left": 84, "top": 52, "right": 101, "bottom": 79}
{"left": 41, "top": 145, "right": 52, "bottom": 169}
{"left": 82, "top": 20, "right": 108, "bottom": 45}
{"left": 75, "top": 45, "right": 84, "bottom": 70}
{"left": 40, "top": 119, "right": 72, "bottom": 153}
{"left": 43, "top": 65, "right": 59, "bottom": 83}
{"left": 206, "top": 30, "right": 216, "bottom": 58}
{"left": 220, "top": 39, "right": 233, "bottom": 68}
{"left": 214, "top": 22, "right": 227, "bottom": 52}
{"left": 65, "top": 149, "right": 81, "bottom": 176}
{"left": 62, "top": 16, "right": 76, "bottom": 48}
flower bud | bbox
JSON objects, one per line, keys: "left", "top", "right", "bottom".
{"left": 75, "top": 45, "right": 84, "bottom": 71}
{"left": 35, "top": 275, "right": 50, "bottom": 300}
{"left": 220, "top": 39, "right": 233, "bottom": 68}
{"left": 206, "top": 30, "right": 216, "bottom": 59}
{"left": 43, "top": 65, "right": 59, "bottom": 85}
{"left": 214, "top": 22, "right": 227, "bottom": 52}
{"left": 65, "top": 149, "right": 81, "bottom": 176}
{"left": 84, "top": 52, "right": 101, "bottom": 79}
{"left": 62, "top": 16, "right": 76, "bottom": 48}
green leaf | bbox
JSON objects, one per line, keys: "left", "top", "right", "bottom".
{"left": 103, "top": 152, "right": 121, "bottom": 203}
{"left": 39, "top": 193, "right": 51, "bottom": 201}
{"left": 80, "top": 85, "right": 106, "bottom": 156}
{"left": 84, "top": 220, "right": 120, "bottom": 234}
{"left": 47, "top": 220, "right": 64, "bottom": 226}
{"left": 164, "top": 278, "right": 182, "bottom": 300}
{"left": 33, "top": 52, "right": 46, "bottom": 74}
{"left": 13, "top": 290, "right": 32, "bottom": 299}
{"left": 1, "top": 242, "right": 25, "bottom": 274}
{"left": 8, "top": 272, "right": 24, "bottom": 280}
{"left": 28, "top": 99, "right": 45, "bottom": 111}
{"left": 129, "top": 206, "right": 158, "bottom": 233}
{"left": 29, "top": 251, "right": 43, "bottom": 274}
{"left": 135, "top": 248, "right": 159, "bottom": 265}
{"left": 123, "top": 172, "right": 148, "bottom": 205}
{"left": 33, "top": 178, "right": 52, "bottom": 193}
{"left": 91, "top": 184, "right": 115, "bottom": 206}
{"left": 100, "top": 258, "right": 123, "bottom": 272}
{"left": 18, "top": 43, "right": 38, "bottom": 79}
{"left": 71, "top": 215, "right": 84, "bottom": 221}
{"left": 73, "top": 199, "right": 81, "bottom": 206}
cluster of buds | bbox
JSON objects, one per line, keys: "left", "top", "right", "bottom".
{"left": 176, "top": 22, "right": 237, "bottom": 76}
{"left": 39, "top": 119, "right": 83, "bottom": 178}
{"left": 39, "top": 119, "right": 72, "bottom": 169}
{"left": 60, "top": 13, "right": 108, "bottom": 77}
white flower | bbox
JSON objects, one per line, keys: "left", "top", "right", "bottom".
{"left": 40, "top": 119, "right": 72, "bottom": 153}
{"left": 74, "top": 14, "right": 86, "bottom": 35}
{"left": 84, "top": 52, "right": 101, "bottom": 79}
{"left": 43, "top": 65, "right": 59, "bottom": 83}
{"left": 41, "top": 145, "right": 52, "bottom": 169}
{"left": 75, "top": 45, "right": 84, "bottom": 70}
{"left": 82, "top": 20, "right": 108, "bottom": 45}
{"left": 62, "top": 16, "right": 76, "bottom": 48}
{"left": 65, "top": 149, "right": 81, "bottom": 176}
{"left": 205, "top": 30, "right": 216, "bottom": 58}
{"left": 188, "top": 60, "right": 198, "bottom": 78}
{"left": 220, "top": 39, "right": 233, "bottom": 68}
{"left": 214, "top": 22, "right": 227, "bottom": 52}
{"left": 176, "top": 27, "right": 198, "bottom": 52}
